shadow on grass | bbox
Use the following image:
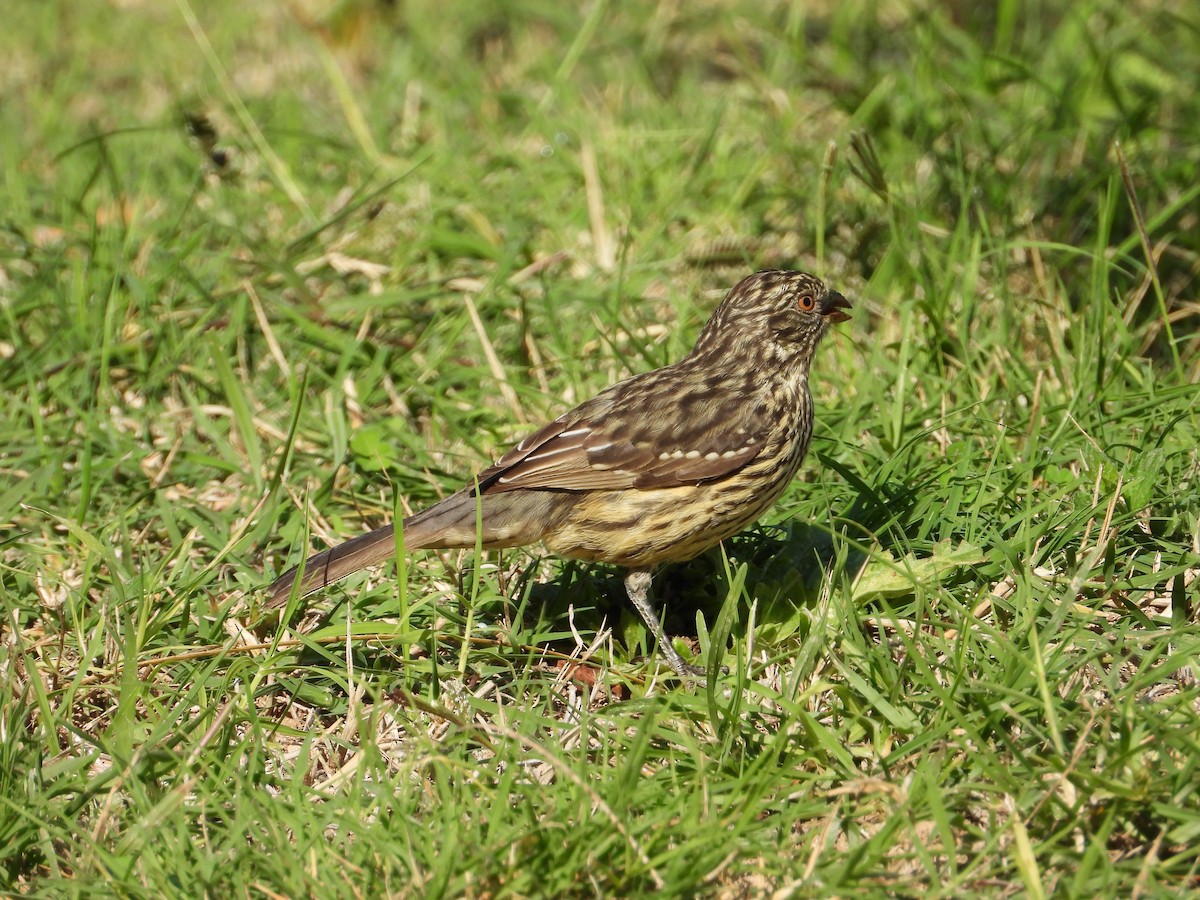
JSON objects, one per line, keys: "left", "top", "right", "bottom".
{"left": 261, "top": 475, "right": 922, "bottom": 681}
{"left": 522, "top": 473, "right": 917, "bottom": 650}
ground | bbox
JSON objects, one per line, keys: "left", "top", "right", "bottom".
{"left": 1, "top": 0, "right": 1198, "bottom": 895}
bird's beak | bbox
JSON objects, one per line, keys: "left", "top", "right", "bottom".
{"left": 820, "top": 290, "right": 851, "bottom": 324}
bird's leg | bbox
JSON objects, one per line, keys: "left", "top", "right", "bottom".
{"left": 624, "top": 568, "right": 707, "bottom": 679}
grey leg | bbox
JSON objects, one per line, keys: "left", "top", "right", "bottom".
{"left": 624, "top": 568, "right": 707, "bottom": 679}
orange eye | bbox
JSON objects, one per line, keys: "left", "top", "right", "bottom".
{"left": 797, "top": 293, "right": 815, "bottom": 311}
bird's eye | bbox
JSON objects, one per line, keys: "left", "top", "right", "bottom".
{"left": 797, "top": 293, "right": 816, "bottom": 311}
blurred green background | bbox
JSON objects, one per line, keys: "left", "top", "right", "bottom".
{"left": 2, "top": 0, "right": 1197, "bottom": 895}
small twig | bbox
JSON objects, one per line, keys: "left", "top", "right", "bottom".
{"left": 462, "top": 293, "right": 527, "bottom": 424}
{"left": 1114, "top": 141, "right": 1181, "bottom": 374}
{"left": 581, "top": 140, "right": 615, "bottom": 272}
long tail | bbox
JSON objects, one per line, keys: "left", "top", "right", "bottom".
{"left": 266, "top": 523, "right": 399, "bottom": 607}
{"left": 265, "top": 488, "right": 564, "bottom": 607}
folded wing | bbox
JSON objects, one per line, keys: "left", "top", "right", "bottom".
{"left": 476, "top": 366, "right": 768, "bottom": 494}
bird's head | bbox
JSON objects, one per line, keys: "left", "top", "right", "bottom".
{"left": 690, "top": 270, "right": 851, "bottom": 368}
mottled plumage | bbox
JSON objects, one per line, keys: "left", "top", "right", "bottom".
{"left": 267, "top": 270, "right": 850, "bottom": 677}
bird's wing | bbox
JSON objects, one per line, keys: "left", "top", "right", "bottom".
{"left": 476, "top": 366, "right": 770, "bottom": 493}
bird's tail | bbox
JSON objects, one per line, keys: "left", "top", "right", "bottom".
{"left": 265, "top": 488, "right": 564, "bottom": 608}
{"left": 266, "top": 523, "right": 399, "bottom": 607}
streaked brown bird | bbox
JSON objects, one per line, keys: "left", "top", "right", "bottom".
{"left": 268, "top": 270, "right": 850, "bottom": 677}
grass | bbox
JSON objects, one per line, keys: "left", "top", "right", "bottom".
{"left": 2, "top": 0, "right": 1198, "bottom": 895}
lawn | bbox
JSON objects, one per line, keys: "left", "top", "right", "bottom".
{"left": 2, "top": 0, "right": 1198, "bottom": 895}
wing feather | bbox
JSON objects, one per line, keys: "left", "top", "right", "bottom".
{"left": 475, "top": 363, "right": 772, "bottom": 494}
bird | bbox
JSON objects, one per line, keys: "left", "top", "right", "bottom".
{"left": 267, "top": 269, "right": 850, "bottom": 678}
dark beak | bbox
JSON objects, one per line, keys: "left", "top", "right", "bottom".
{"left": 820, "top": 290, "right": 851, "bottom": 324}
